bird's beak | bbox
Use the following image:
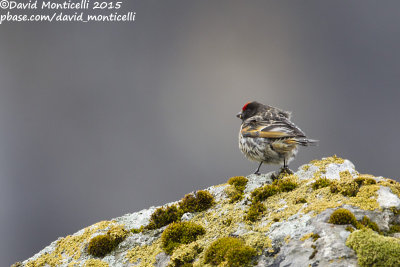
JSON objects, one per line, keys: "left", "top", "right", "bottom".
{"left": 236, "top": 112, "right": 242, "bottom": 119}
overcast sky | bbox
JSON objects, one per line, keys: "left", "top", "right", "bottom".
{"left": 1, "top": 1, "right": 400, "bottom": 265}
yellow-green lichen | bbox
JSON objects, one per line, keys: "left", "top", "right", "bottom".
{"left": 300, "top": 232, "right": 320, "bottom": 242}
{"left": 161, "top": 221, "right": 206, "bottom": 254}
{"left": 302, "top": 165, "right": 311, "bottom": 172}
{"left": 83, "top": 259, "right": 109, "bottom": 267}
{"left": 121, "top": 158, "right": 398, "bottom": 265}
{"left": 242, "top": 232, "right": 272, "bottom": 251}
{"left": 300, "top": 232, "right": 315, "bottom": 241}
{"left": 169, "top": 242, "right": 202, "bottom": 266}
{"left": 346, "top": 228, "right": 400, "bottom": 267}
{"left": 126, "top": 239, "right": 163, "bottom": 266}
{"left": 26, "top": 221, "right": 114, "bottom": 267}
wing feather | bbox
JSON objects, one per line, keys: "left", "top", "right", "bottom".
{"left": 241, "top": 119, "right": 306, "bottom": 139}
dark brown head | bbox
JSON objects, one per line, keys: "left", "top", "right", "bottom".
{"left": 236, "top": 101, "right": 266, "bottom": 121}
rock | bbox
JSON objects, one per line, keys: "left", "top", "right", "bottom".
{"left": 18, "top": 156, "right": 400, "bottom": 267}
{"left": 377, "top": 186, "right": 400, "bottom": 209}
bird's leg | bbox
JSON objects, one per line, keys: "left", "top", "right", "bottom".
{"left": 280, "top": 158, "right": 293, "bottom": 175}
{"left": 253, "top": 162, "right": 263, "bottom": 175}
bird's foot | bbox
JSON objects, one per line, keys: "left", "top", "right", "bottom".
{"left": 271, "top": 172, "right": 278, "bottom": 181}
{"left": 280, "top": 167, "right": 294, "bottom": 175}
{"left": 273, "top": 167, "right": 294, "bottom": 180}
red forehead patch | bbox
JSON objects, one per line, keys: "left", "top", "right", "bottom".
{"left": 242, "top": 102, "right": 251, "bottom": 111}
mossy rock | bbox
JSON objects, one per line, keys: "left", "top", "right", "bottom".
{"left": 146, "top": 205, "right": 183, "bottom": 230}
{"left": 328, "top": 208, "right": 358, "bottom": 226}
{"left": 273, "top": 177, "right": 298, "bottom": 192}
{"left": 312, "top": 178, "right": 332, "bottom": 190}
{"left": 388, "top": 224, "right": 400, "bottom": 234}
{"left": 225, "top": 246, "right": 257, "bottom": 267}
{"left": 359, "top": 216, "right": 380, "bottom": 233}
{"left": 179, "top": 190, "right": 214, "bottom": 213}
{"left": 251, "top": 184, "right": 279, "bottom": 202}
{"left": 87, "top": 225, "right": 128, "bottom": 258}
{"left": 245, "top": 202, "right": 266, "bottom": 222}
{"left": 354, "top": 176, "right": 377, "bottom": 186}
{"left": 161, "top": 221, "right": 205, "bottom": 254}
{"left": 226, "top": 186, "right": 245, "bottom": 203}
{"left": 204, "top": 237, "right": 256, "bottom": 266}
{"left": 294, "top": 197, "right": 307, "bottom": 204}
{"left": 226, "top": 176, "right": 248, "bottom": 203}
{"left": 87, "top": 235, "right": 115, "bottom": 258}
{"left": 346, "top": 228, "right": 400, "bottom": 267}
{"left": 228, "top": 176, "right": 248, "bottom": 192}
{"left": 330, "top": 181, "right": 359, "bottom": 197}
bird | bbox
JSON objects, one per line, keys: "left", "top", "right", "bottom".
{"left": 237, "top": 101, "right": 318, "bottom": 176}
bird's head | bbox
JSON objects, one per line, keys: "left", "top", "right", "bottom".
{"left": 236, "top": 101, "right": 264, "bottom": 121}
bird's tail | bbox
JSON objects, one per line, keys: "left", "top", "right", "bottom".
{"left": 297, "top": 138, "right": 319, "bottom": 146}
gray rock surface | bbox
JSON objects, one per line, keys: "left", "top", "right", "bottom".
{"left": 19, "top": 157, "right": 400, "bottom": 267}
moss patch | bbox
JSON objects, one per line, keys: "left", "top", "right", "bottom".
{"left": 359, "top": 216, "right": 380, "bottom": 233}
{"left": 329, "top": 208, "right": 358, "bottom": 226}
{"left": 294, "top": 197, "right": 307, "bottom": 204}
{"left": 88, "top": 235, "right": 115, "bottom": 258}
{"left": 245, "top": 202, "right": 266, "bottom": 222}
{"left": 251, "top": 184, "right": 279, "bottom": 202}
{"left": 273, "top": 176, "right": 298, "bottom": 192}
{"left": 226, "top": 176, "right": 248, "bottom": 203}
{"left": 312, "top": 178, "right": 332, "bottom": 190}
{"left": 146, "top": 205, "right": 183, "bottom": 230}
{"left": 88, "top": 225, "right": 128, "bottom": 257}
{"left": 204, "top": 237, "right": 256, "bottom": 266}
{"left": 228, "top": 176, "right": 248, "bottom": 192}
{"left": 346, "top": 228, "right": 400, "bottom": 267}
{"left": 169, "top": 242, "right": 202, "bottom": 266}
{"left": 26, "top": 221, "right": 114, "bottom": 267}
{"left": 161, "top": 221, "right": 206, "bottom": 254}
{"left": 180, "top": 190, "right": 215, "bottom": 213}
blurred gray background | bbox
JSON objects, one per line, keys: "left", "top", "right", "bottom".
{"left": 1, "top": 1, "right": 400, "bottom": 265}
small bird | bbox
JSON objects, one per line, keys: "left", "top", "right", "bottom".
{"left": 237, "top": 101, "right": 318, "bottom": 175}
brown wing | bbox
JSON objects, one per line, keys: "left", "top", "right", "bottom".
{"left": 241, "top": 119, "right": 306, "bottom": 139}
